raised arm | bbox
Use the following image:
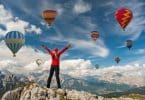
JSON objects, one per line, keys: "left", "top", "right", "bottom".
{"left": 41, "top": 45, "right": 53, "bottom": 55}
{"left": 59, "top": 44, "right": 71, "bottom": 55}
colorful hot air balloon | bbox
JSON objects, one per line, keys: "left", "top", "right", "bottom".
{"left": 4, "top": 31, "right": 25, "bottom": 57}
{"left": 115, "top": 57, "right": 121, "bottom": 64}
{"left": 90, "top": 31, "right": 100, "bottom": 42}
{"left": 126, "top": 40, "right": 133, "bottom": 50}
{"left": 36, "top": 59, "right": 42, "bottom": 66}
{"left": 115, "top": 8, "right": 133, "bottom": 31}
{"left": 42, "top": 10, "right": 57, "bottom": 26}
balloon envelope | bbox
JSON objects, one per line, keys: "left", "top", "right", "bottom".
{"left": 115, "top": 57, "right": 121, "bottom": 64}
{"left": 90, "top": 31, "right": 99, "bottom": 42}
{"left": 36, "top": 59, "right": 42, "bottom": 66}
{"left": 42, "top": 10, "right": 57, "bottom": 26}
{"left": 95, "top": 64, "right": 99, "bottom": 69}
{"left": 126, "top": 40, "right": 133, "bottom": 50}
{"left": 4, "top": 31, "right": 25, "bottom": 57}
{"left": 115, "top": 8, "right": 133, "bottom": 30}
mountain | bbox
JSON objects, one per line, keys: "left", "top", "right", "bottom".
{"left": 2, "top": 83, "right": 145, "bottom": 100}
{"left": 0, "top": 69, "right": 135, "bottom": 98}
{"left": 102, "top": 86, "right": 145, "bottom": 98}
{"left": 27, "top": 70, "right": 133, "bottom": 95}
{"left": 1, "top": 83, "right": 98, "bottom": 100}
{"left": 1, "top": 69, "right": 145, "bottom": 99}
{"left": 0, "top": 70, "right": 30, "bottom": 98}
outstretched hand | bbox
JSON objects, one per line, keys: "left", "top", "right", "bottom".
{"left": 41, "top": 45, "right": 46, "bottom": 48}
{"left": 67, "top": 44, "right": 71, "bottom": 48}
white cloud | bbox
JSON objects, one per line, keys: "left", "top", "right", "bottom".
{"left": 134, "top": 49, "right": 145, "bottom": 55}
{"left": 0, "top": 4, "right": 42, "bottom": 36}
{"left": 71, "top": 39, "right": 109, "bottom": 57}
{"left": 55, "top": 4, "right": 64, "bottom": 16}
{"left": 0, "top": 41, "right": 50, "bottom": 73}
{"left": 61, "top": 63, "right": 145, "bottom": 87}
{"left": 73, "top": 0, "right": 92, "bottom": 14}
{"left": 0, "top": 40, "right": 145, "bottom": 86}
{"left": 97, "top": 64, "right": 145, "bottom": 87}
{"left": 45, "top": 36, "right": 109, "bottom": 58}
{"left": 26, "top": 25, "right": 42, "bottom": 34}
{"left": 68, "top": 37, "right": 109, "bottom": 57}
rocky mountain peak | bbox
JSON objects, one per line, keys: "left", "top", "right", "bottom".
{"left": 2, "top": 83, "right": 97, "bottom": 100}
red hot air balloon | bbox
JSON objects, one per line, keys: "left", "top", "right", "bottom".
{"left": 115, "top": 8, "right": 133, "bottom": 31}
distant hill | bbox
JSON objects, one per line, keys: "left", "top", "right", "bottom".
{"left": 102, "top": 86, "right": 145, "bottom": 98}
{"left": 0, "top": 69, "right": 135, "bottom": 98}
{"left": 29, "top": 70, "right": 133, "bottom": 95}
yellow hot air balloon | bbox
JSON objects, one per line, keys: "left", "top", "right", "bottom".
{"left": 4, "top": 31, "right": 25, "bottom": 57}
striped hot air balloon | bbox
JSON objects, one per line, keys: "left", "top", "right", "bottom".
{"left": 115, "top": 8, "right": 133, "bottom": 31}
{"left": 4, "top": 31, "right": 25, "bottom": 57}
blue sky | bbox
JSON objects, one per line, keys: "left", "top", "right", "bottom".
{"left": 0, "top": 0, "right": 145, "bottom": 67}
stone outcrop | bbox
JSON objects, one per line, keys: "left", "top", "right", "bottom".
{"left": 2, "top": 83, "right": 97, "bottom": 100}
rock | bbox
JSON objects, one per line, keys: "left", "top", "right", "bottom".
{"left": 2, "top": 87, "right": 22, "bottom": 100}
{"left": 2, "top": 83, "right": 98, "bottom": 100}
{"left": 2, "top": 83, "right": 138, "bottom": 100}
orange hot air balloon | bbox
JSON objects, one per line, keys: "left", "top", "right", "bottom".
{"left": 90, "top": 31, "right": 100, "bottom": 42}
{"left": 115, "top": 8, "right": 133, "bottom": 31}
{"left": 42, "top": 10, "right": 57, "bottom": 26}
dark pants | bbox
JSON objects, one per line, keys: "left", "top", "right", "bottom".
{"left": 47, "top": 66, "right": 61, "bottom": 88}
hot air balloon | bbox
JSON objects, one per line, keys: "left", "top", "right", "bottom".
{"left": 36, "top": 59, "right": 42, "bottom": 66}
{"left": 95, "top": 64, "right": 99, "bottom": 69}
{"left": 126, "top": 40, "right": 133, "bottom": 50}
{"left": 42, "top": 10, "right": 57, "bottom": 26}
{"left": 34, "top": 49, "right": 38, "bottom": 52}
{"left": 115, "top": 8, "right": 133, "bottom": 31}
{"left": 4, "top": 31, "right": 25, "bottom": 57}
{"left": 90, "top": 31, "right": 100, "bottom": 42}
{"left": 115, "top": 57, "right": 121, "bottom": 64}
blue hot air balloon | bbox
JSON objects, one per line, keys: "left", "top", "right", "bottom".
{"left": 4, "top": 31, "right": 25, "bottom": 57}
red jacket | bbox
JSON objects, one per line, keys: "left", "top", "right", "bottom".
{"left": 44, "top": 46, "right": 69, "bottom": 66}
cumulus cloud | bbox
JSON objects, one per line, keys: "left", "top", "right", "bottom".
{"left": 0, "top": 41, "right": 50, "bottom": 73}
{"left": 60, "top": 63, "right": 145, "bottom": 87}
{"left": 96, "top": 64, "right": 145, "bottom": 87}
{"left": 0, "top": 39, "right": 144, "bottom": 87}
{"left": 0, "top": 39, "right": 145, "bottom": 86}
{"left": 69, "top": 39, "right": 109, "bottom": 57}
{"left": 44, "top": 36, "right": 109, "bottom": 58}
{"left": 0, "top": 4, "right": 42, "bottom": 36}
{"left": 73, "top": 0, "right": 92, "bottom": 14}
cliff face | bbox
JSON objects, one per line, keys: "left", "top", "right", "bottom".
{"left": 1, "top": 83, "right": 97, "bottom": 100}
{"left": 2, "top": 83, "right": 143, "bottom": 100}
